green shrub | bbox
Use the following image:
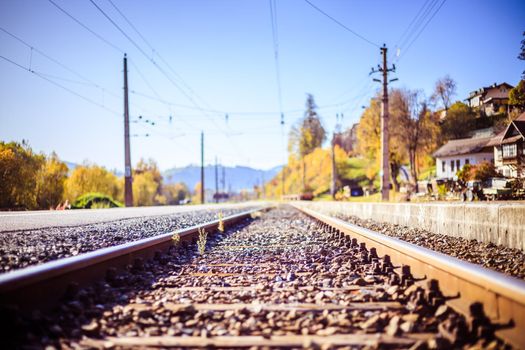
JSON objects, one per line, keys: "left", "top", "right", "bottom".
{"left": 72, "top": 192, "right": 123, "bottom": 209}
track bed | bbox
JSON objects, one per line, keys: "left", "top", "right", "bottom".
{"left": 3, "top": 207, "right": 512, "bottom": 349}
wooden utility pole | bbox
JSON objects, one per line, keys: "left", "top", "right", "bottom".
{"left": 281, "top": 168, "right": 285, "bottom": 197}
{"left": 221, "top": 166, "right": 225, "bottom": 193}
{"left": 371, "top": 45, "right": 396, "bottom": 201}
{"left": 123, "top": 54, "right": 133, "bottom": 207}
{"left": 330, "top": 134, "right": 337, "bottom": 199}
{"left": 214, "top": 156, "right": 219, "bottom": 203}
{"left": 200, "top": 131, "right": 205, "bottom": 204}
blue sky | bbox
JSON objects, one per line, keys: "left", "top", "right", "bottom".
{"left": 1, "top": 0, "right": 524, "bottom": 171}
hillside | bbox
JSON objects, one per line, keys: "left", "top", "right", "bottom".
{"left": 163, "top": 164, "right": 282, "bottom": 192}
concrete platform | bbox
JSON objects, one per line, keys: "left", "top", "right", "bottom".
{"left": 292, "top": 201, "right": 525, "bottom": 251}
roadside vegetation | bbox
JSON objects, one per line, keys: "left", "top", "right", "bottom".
{"left": 0, "top": 141, "right": 189, "bottom": 210}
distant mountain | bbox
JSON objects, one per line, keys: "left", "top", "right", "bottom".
{"left": 163, "top": 164, "right": 282, "bottom": 192}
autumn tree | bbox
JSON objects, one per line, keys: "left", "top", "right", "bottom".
{"left": 440, "top": 101, "right": 476, "bottom": 140}
{"left": 64, "top": 163, "right": 121, "bottom": 203}
{"left": 392, "top": 89, "right": 439, "bottom": 189}
{"left": 509, "top": 80, "right": 525, "bottom": 112}
{"left": 288, "top": 94, "right": 326, "bottom": 190}
{"left": 36, "top": 152, "right": 69, "bottom": 209}
{"left": 133, "top": 158, "right": 165, "bottom": 206}
{"left": 192, "top": 182, "right": 203, "bottom": 204}
{"left": 357, "top": 92, "right": 409, "bottom": 191}
{"left": 0, "top": 141, "right": 45, "bottom": 209}
{"left": 430, "top": 75, "right": 457, "bottom": 112}
{"left": 162, "top": 182, "right": 190, "bottom": 205}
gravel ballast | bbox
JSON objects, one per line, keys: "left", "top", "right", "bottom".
{"left": 333, "top": 213, "right": 525, "bottom": 280}
{"left": 0, "top": 206, "right": 260, "bottom": 273}
{"left": 3, "top": 207, "right": 509, "bottom": 349}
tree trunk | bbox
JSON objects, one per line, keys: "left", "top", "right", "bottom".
{"left": 390, "top": 161, "right": 400, "bottom": 192}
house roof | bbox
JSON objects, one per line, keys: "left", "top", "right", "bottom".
{"left": 486, "top": 112, "right": 525, "bottom": 146}
{"left": 466, "top": 82, "right": 514, "bottom": 100}
{"left": 433, "top": 136, "right": 493, "bottom": 158}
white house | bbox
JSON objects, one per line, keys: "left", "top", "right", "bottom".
{"left": 433, "top": 136, "right": 494, "bottom": 179}
{"left": 488, "top": 112, "right": 525, "bottom": 178}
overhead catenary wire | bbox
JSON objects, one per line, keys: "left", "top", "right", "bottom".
{"left": 105, "top": 0, "right": 209, "bottom": 110}
{"left": 47, "top": 0, "right": 124, "bottom": 53}
{"left": 398, "top": 0, "right": 447, "bottom": 60}
{"left": 269, "top": 0, "right": 284, "bottom": 123}
{"left": 88, "top": 0, "right": 224, "bottom": 126}
{"left": 394, "top": 0, "right": 434, "bottom": 52}
{"left": 0, "top": 54, "right": 120, "bottom": 116}
{"left": 303, "top": 0, "right": 380, "bottom": 48}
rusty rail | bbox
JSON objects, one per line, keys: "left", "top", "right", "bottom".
{"left": 0, "top": 206, "right": 268, "bottom": 313}
{"left": 292, "top": 204, "right": 525, "bottom": 349}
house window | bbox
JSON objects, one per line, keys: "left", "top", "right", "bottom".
{"left": 456, "top": 160, "right": 460, "bottom": 170}
{"left": 442, "top": 161, "right": 445, "bottom": 173}
{"left": 450, "top": 160, "right": 454, "bottom": 173}
{"left": 465, "top": 158, "right": 469, "bottom": 165}
{"left": 502, "top": 144, "right": 517, "bottom": 158}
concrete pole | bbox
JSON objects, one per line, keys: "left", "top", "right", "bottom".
{"left": 123, "top": 54, "right": 133, "bottom": 207}
{"left": 214, "top": 156, "right": 219, "bottom": 203}
{"left": 380, "top": 45, "right": 390, "bottom": 201}
{"left": 330, "top": 134, "right": 337, "bottom": 199}
{"left": 200, "top": 131, "right": 204, "bottom": 204}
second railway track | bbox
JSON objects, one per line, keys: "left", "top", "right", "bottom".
{"left": 1, "top": 205, "right": 524, "bottom": 349}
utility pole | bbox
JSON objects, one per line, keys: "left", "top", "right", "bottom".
{"left": 330, "top": 114, "right": 341, "bottom": 200}
{"left": 330, "top": 136, "right": 337, "bottom": 199}
{"left": 200, "top": 131, "right": 205, "bottom": 204}
{"left": 281, "top": 168, "right": 285, "bottom": 197}
{"left": 370, "top": 45, "right": 397, "bottom": 201}
{"left": 221, "top": 166, "right": 225, "bottom": 193}
{"left": 123, "top": 54, "right": 133, "bottom": 207}
{"left": 214, "top": 157, "right": 219, "bottom": 203}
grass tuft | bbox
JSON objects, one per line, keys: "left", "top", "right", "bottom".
{"left": 197, "top": 227, "right": 207, "bottom": 256}
{"left": 217, "top": 212, "right": 224, "bottom": 232}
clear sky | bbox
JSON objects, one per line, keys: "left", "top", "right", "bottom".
{"left": 1, "top": 0, "right": 524, "bottom": 171}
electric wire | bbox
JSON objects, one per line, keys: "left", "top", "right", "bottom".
{"left": 0, "top": 54, "right": 120, "bottom": 116}
{"left": 303, "top": 0, "right": 380, "bottom": 48}
{"left": 399, "top": 0, "right": 447, "bottom": 60}
{"left": 47, "top": 0, "right": 124, "bottom": 53}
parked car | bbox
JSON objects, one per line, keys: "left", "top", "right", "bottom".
{"left": 350, "top": 187, "right": 364, "bottom": 197}
{"left": 482, "top": 178, "right": 513, "bottom": 201}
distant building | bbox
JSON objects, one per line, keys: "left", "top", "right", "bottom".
{"left": 488, "top": 112, "right": 525, "bottom": 178}
{"left": 465, "top": 82, "right": 514, "bottom": 116}
{"left": 433, "top": 136, "right": 494, "bottom": 179}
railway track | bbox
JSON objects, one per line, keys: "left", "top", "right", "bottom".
{"left": 1, "top": 205, "right": 524, "bottom": 349}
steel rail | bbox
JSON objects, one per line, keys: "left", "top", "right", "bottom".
{"left": 0, "top": 206, "right": 268, "bottom": 313}
{"left": 293, "top": 204, "right": 525, "bottom": 349}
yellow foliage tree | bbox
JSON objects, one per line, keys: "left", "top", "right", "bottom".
{"left": 36, "top": 152, "right": 69, "bottom": 209}
{"left": 0, "top": 141, "right": 45, "bottom": 209}
{"left": 64, "top": 164, "right": 121, "bottom": 202}
{"left": 265, "top": 146, "right": 349, "bottom": 198}
{"left": 192, "top": 182, "right": 203, "bottom": 204}
{"left": 132, "top": 171, "right": 159, "bottom": 206}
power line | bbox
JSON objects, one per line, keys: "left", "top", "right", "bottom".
{"left": 269, "top": 0, "right": 284, "bottom": 124}
{"left": 397, "top": 0, "right": 447, "bottom": 61}
{"left": 0, "top": 26, "right": 106, "bottom": 90}
{"left": 0, "top": 54, "right": 120, "bottom": 116}
{"left": 395, "top": 0, "right": 434, "bottom": 51}
{"left": 88, "top": 0, "right": 220, "bottom": 122}
{"left": 401, "top": 0, "right": 447, "bottom": 58}
{"left": 104, "top": 0, "right": 206, "bottom": 107}
{"left": 47, "top": 0, "right": 124, "bottom": 53}
{"left": 303, "top": 0, "right": 380, "bottom": 48}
